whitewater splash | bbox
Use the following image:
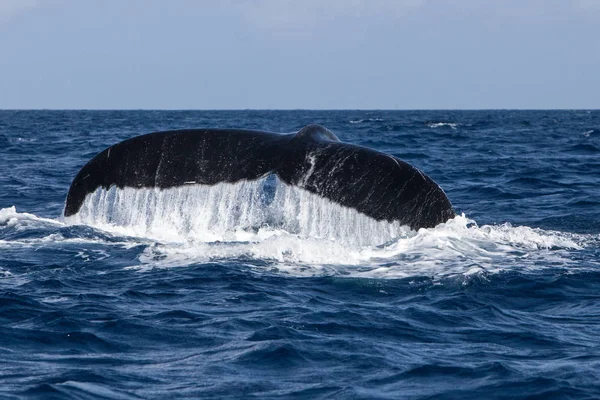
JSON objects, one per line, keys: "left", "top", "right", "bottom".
{"left": 66, "top": 177, "right": 408, "bottom": 247}
{"left": 128, "top": 215, "right": 591, "bottom": 278}
{"left": 349, "top": 118, "right": 385, "bottom": 124}
{"left": 49, "top": 179, "right": 596, "bottom": 277}
{"left": 428, "top": 122, "right": 459, "bottom": 129}
{"left": 2, "top": 177, "right": 596, "bottom": 279}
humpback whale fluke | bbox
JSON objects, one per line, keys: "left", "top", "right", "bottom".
{"left": 64, "top": 124, "right": 455, "bottom": 230}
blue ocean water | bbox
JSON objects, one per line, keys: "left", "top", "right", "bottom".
{"left": 0, "top": 110, "right": 599, "bottom": 399}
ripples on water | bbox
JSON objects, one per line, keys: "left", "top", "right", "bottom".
{"left": 1, "top": 110, "right": 599, "bottom": 399}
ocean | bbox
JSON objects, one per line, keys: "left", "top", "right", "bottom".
{"left": 1, "top": 110, "right": 599, "bottom": 399}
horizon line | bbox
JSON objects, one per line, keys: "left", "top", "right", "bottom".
{"left": 0, "top": 108, "right": 598, "bottom": 112}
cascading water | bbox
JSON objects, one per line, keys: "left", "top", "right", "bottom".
{"left": 61, "top": 176, "right": 595, "bottom": 277}
{"left": 67, "top": 176, "right": 409, "bottom": 247}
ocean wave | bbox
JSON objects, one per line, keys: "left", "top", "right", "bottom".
{"left": 583, "top": 129, "right": 596, "bottom": 137}
{"left": 0, "top": 206, "right": 62, "bottom": 229}
{"left": 0, "top": 206, "right": 146, "bottom": 263}
{"left": 566, "top": 143, "right": 600, "bottom": 154}
{"left": 349, "top": 118, "right": 385, "bottom": 124}
{"left": 428, "top": 122, "right": 459, "bottom": 129}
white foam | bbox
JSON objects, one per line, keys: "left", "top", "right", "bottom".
{"left": 349, "top": 118, "right": 385, "bottom": 124}
{"left": 428, "top": 122, "right": 459, "bottom": 129}
{"left": 0, "top": 206, "right": 144, "bottom": 250}
{"left": 60, "top": 181, "right": 599, "bottom": 279}
{"left": 0, "top": 206, "right": 62, "bottom": 229}
{"left": 127, "top": 214, "right": 595, "bottom": 279}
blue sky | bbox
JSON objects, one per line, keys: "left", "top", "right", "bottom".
{"left": 1, "top": 0, "right": 598, "bottom": 109}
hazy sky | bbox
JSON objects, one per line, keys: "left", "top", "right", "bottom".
{"left": 1, "top": 0, "right": 598, "bottom": 109}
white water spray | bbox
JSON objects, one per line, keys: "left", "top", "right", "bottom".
{"left": 67, "top": 178, "right": 409, "bottom": 247}
{"left": 56, "top": 179, "right": 598, "bottom": 277}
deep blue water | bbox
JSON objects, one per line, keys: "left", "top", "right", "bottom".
{"left": 1, "top": 110, "right": 599, "bottom": 399}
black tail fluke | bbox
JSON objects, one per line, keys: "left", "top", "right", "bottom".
{"left": 64, "top": 125, "right": 454, "bottom": 229}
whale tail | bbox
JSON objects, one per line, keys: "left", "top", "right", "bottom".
{"left": 64, "top": 124, "right": 454, "bottom": 229}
